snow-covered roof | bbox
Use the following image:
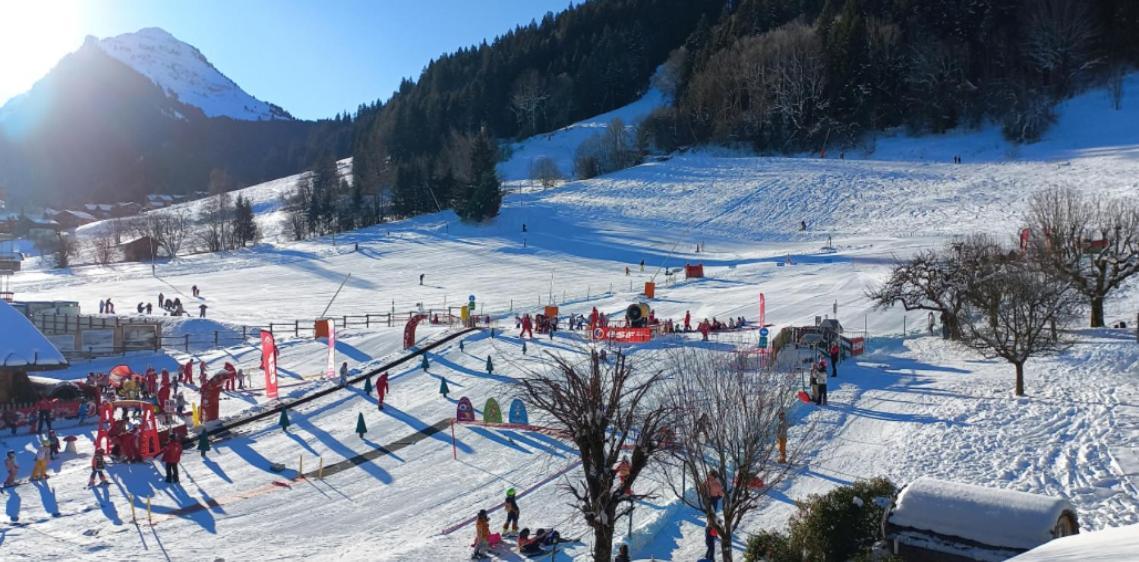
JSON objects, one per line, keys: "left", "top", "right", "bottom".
{"left": 1008, "top": 523, "right": 1139, "bottom": 561}
{"left": 0, "top": 300, "right": 67, "bottom": 370}
{"left": 889, "top": 477, "right": 1076, "bottom": 551}
{"left": 57, "top": 209, "right": 97, "bottom": 221}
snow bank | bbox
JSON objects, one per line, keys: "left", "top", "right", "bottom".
{"left": 0, "top": 300, "right": 67, "bottom": 369}
{"left": 1008, "top": 523, "right": 1139, "bottom": 562}
{"left": 889, "top": 477, "right": 1076, "bottom": 551}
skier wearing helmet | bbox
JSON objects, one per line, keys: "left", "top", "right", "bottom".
{"left": 89, "top": 447, "right": 109, "bottom": 486}
{"left": 503, "top": 487, "right": 520, "bottom": 535}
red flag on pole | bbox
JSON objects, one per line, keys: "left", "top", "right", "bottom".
{"left": 759, "top": 293, "right": 766, "bottom": 326}
{"left": 261, "top": 331, "right": 279, "bottom": 400}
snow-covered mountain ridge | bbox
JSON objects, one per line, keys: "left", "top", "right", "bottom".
{"left": 96, "top": 27, "right": 291, "bottom": 121}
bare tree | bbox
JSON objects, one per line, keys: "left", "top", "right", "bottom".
{"left": 529, "top": 156, "right": 565, "bottom": 189}
{"left": 197, "top": 192, "right": 233, "bottom": 252}
{"left": 868, "top": 236, "right": 1003, "bottom": 340}
{"left": 662, "top": 347, "right": 803, "bottom": 562}
{"left": 1023, "top": 0, "right": 1101, "bottom": 95}
{"left": 1026, "top": 187, "right": 1139, "bottom": 327}
{"left": 53, "top": 233, "right": 76, "bottom": 268}
{"left": 520, "top": 350, "right": 670, "bottom": 561}
{"left": 1108, "top": 63, "right": 1125, "bottom": 111}
{"left": 510, "top": 69, "right": 549, "bottom": 136}
{"left": 138, "top": 210, "right": 189, "bottom": 257}
{"left": 91, "top": 232, "right": 116, "bottom": 265}
{"left": 959, "top": 254, "right": 1079, "bottom": 396}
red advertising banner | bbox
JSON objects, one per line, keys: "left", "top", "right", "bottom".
{"left": 261, "top": 331, "right": 279, "bottom": 399}
{"left": 591, "top": 326, "right": 652, "bottom": 343}
{"left": 326, "top": 322, "right": 337, "bottom": 379}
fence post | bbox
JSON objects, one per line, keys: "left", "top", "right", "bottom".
{"left": 184, "top": 334, "right": 190, "bottom": 352}
{"left": 295, "top": 320, "right": 299, "bottom": 337}
{"left": 343, "top": 315, "right": 347, "bottom": 328}
{"left": 366, "top": 314, "right": 371, "bottom": 328}
{"left": 214, "top": 331, "right": 219, "bottom": 347}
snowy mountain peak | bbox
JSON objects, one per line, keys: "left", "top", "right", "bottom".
{"left": 96, "top": 27, "right": 293, "bottom": 121}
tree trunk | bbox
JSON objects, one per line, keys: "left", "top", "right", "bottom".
{"left": 1090, "top": 296, "right": 1105, "bottom": 328}
{"left": 1014, "top": 362, "right": 1025, "bottom": 396}
{"left": 592, "top": 520, "right": 614, "bottom": 562}
{"left": 721, "top": 529, "right": 735, "bottom": 562}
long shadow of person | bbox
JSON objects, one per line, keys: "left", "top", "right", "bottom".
{"left": 91, "top": 484, "right": 122, "bottom": 525}
{"left": 5, "top": 488, "right": 20, "bottom": 522}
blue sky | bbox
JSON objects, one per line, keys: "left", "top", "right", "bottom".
{"left": 0, "top": 0, "right": 576, "bottom": 120}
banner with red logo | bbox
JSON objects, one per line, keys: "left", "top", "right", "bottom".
{"left": 326, "top": 322, "right": 337, "bottom": 379}
{"left": 261, "top": 331, "right": 279, "bottom": 399}
{"left": 591, "top": 326, "right": 652, "bottom": 343}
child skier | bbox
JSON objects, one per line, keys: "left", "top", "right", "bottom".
{"left": 503, "top": 488, "right": 520, "bottom": 535}
{"left": 162, "top": 437, "right": 182, "bottom": 484}
{"left": 89, "top": 447, "right": 109, "bottom": 486}
{"left": 31, "top": 440, "right": 50, "bottom": 480}
{"left": 472, "top": 509, "right": 491, "bottom": 559}
{"left": 704, "top": 522, "right": 718, "bottom": 561}
{"left": 4, "top": 450, "right": 17, "bottom": 487}
{"left": 48, "top": 430, "right": 60, "bottom": 460}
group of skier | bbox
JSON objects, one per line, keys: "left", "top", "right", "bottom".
{"left": 471, "top": 488, "right": 567, "bottom": 559}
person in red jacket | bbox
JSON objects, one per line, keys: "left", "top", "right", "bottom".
{"left": 520, "top": 314, "right": 534, "bottom": 339}
{"left": 88, "top": 448, "right": 108, "bottom": 486}
{"left": 157, "top": 382, "right": 171, "bottom": 413}
{"left": 684, "top": 310, "right": 692, "bottom": 331}
{"left": 162, "top": 437, "right": 182, "bottom": 484}
{"left": 181, "top": 361, "right": 193, "bottom": 384}
{"left": 145, "top": 369, "right": 158, "bottom": 396}
{"left": 160, "top": 369, "right": 170, "bottom": 387}
{"left": 829, "top": 342, "right": 841, "bottom": 377}
{"left": 376, "top": 372, "right": 390, "bottom": 411}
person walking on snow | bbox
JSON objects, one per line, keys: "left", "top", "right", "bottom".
{"left": 472, "top": 509, "right": 491, "bottom": 559}
{"left": 704, "top": 522, "right": 719, "bottom": 561}
{"left": 519, "top": 314, "right": 533, "bottom": 339}
{"left": 503, "top": 488, "right": 520, "bottom": 535}
{"left": 927, "top": 311, "right": 935, "bottom": 335}
{"left": 376, "top": 372, "right": 390, "bottom": 410}
{"left": 5, "top": 450, "right": 18, "bottom": 487}
{"left": 829, "top": 342, "right": 840, "bottom": 377}
{"left": 162, "top": 437, "right": 182, "bottom": 484}
{"left": 705, "top": 470, "right": 724, "bottom": 512}
{"left": 88, "top": 448, "right": 109, "bottom": 486}
{"left": 815, "top": 358, "right": 829, "bottom": 405}
{"left": 419, "top": 273, "right": 425, "bottom": 285}
{"left": 684, "top": 310, "right": 692, "bottom": 332}
{"left": 339, "top": 362, "right": 349, "bottom": 387}
{"left": 199, "top": 303, "right": 207, "bottom": 318}
{"left": 439, "top": 376, "right": 450, "bottom": 398}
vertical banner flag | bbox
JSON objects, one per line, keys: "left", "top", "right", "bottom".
{"left": 261, "top": 331, "right": 279, "bottom": 400}
{"left": 326, "top": 321, "right": 336, "bottom": 379}
{"left": 759, "top": 293, "right": 766, "bottom": 327}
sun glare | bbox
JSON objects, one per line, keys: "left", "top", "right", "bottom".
{"left": 0, "top": 1, "right": 83, "bottom": 105}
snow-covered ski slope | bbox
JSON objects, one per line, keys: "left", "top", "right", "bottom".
{"left": 4, "top": 77, "right": 1139, "bottom": 561}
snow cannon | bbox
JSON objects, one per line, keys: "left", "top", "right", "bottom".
{"left": 625, "top": 303, "right": 651, "bottom": 328}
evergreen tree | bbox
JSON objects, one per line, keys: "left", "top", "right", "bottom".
{"left": 356, "top": 412, "right": 368, "bottom": 438}
{"left": 486, "top": 355, "right": 494, "bottom": 374}
{"left": 232, "top": 194, "right": 258, "bottom": 247}
{"left": 457, "top": 130, "right": 502, "bottom": 222}
{"left": 421, "top": 354, "right": 430, "bottom": 370}
{"left": 363, "top": 375, "right": 373, "bottom": 394}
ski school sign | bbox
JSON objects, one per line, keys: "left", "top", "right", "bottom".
{"left": 591, "top": 326, "right": 652, "bottom": 344}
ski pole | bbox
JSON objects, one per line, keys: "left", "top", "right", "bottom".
{"left": 299, "top": 454, "right": 304, "bottom": 478}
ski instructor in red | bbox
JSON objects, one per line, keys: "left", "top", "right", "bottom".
{"left": 376, "top": 372, "right": 390, "bottom": 410}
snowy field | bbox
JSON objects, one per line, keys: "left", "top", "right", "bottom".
{"left": 3, "top": 78, "right": 1139, "bottom": 560}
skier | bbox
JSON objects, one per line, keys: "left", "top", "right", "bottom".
{"left": 192, "top": 285, "right": 199, "bottom": 297}
{"left": 146, "top": 303, "right": 153, "bottom": 314}
{"left": 146, "top": 369, "right": 158, "bottom": 395}
{"left": 162, "top": 437, "right": 182, "bottom": 484}
{"left": 639, "top": 259, "right": 645, "bottom": 272}
{"left": 77, "top": 400, "right": 90, "bottom": 425}
{"left": 158, "top": 382, "right": 171, "bottom": 413}
{"left": 800, "top": 220, "right": 807, "bottom": 231}
{"left": 88, "top": 447, "right": 109, "bottom": 486}
{"left": 137, "top": 302, "right": 144, "bottom": 314}
{"left": 927, "top": 311, "right": 935, "bottom": 336}
{"left": 829, "top": 342, "right": 840, "bottom": 377}
{"left": 106, "top": 298, "right": 114, "bottom": 314}
{"left": 339, "top": 362, "right": 349, "bottom": 387}
{"left": 472, "top": 509, "right": 491, "bottom": 559}
{"left": 419, "top": 273, "right": 425, "bottom": 286}
{"left": 182, "top": 360, "right": 193, "bottom": 384}
{"left": 35, "top": 397, "right": 54, "bottom": 433}
{"left": 503, "top": 488, "right": 520, "bottom": 535}
{"left": 376, "top": 372, "right": 390, "bottom": 410}
{"left": 48, "top": 430, "right": 60, "bottom": 460}
{"left": 4, "top": 450, "right": 17, "bottom": 487}
{"left": 486, "top": 355, "right": 494, "bottom": 374}
{"left": 520, "top": 314, "right": 533, "bottom": 339}
{"left": 590, "top": 307, "right": 599, "bottom": 329}
{"left": 31, "top": 440, "right": 50, "bottom": 480}
{"left": 439, "top": 376, "right": 450, "bottom": 399}
{"left": 684, "top": 310, "right": 691, "bottom": 332}
{"left": 199, "top": 303, "right": 208, "bottom": 318}
{"left": 517, "top": 528, "right": 544, "bottom": 555}
{"left": 625, "top": 266, "right": 630, "bottom": 276}
{"left": 99, "top": 299, "right": 106, "bottom": 314}
{"left": 158, "top": 292, "right": 164, "bottom": 309}
{"left": 705, "top": 470, "right": 724, "bottom": 512}
{"left": 197, "top": 431, "right": 210, "bottom": 458}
